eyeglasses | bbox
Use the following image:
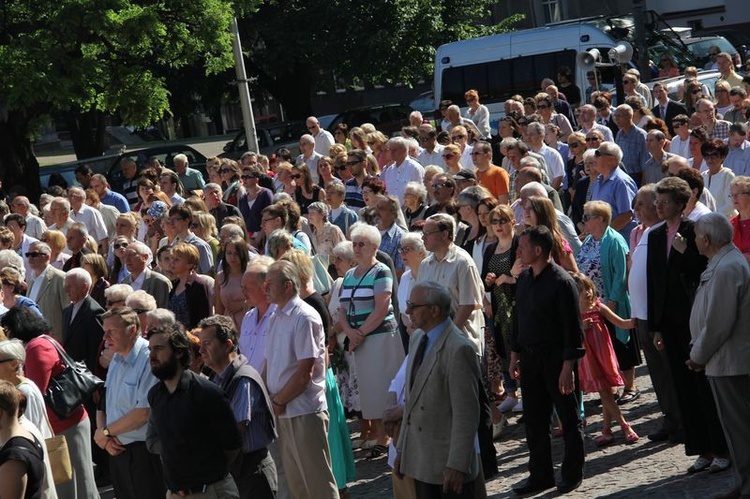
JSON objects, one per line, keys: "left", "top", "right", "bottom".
{"left": 261, "top": 217, "right": 276, "bottom": 223}
{"left": 398, "top": 246, "right": 414, "bottom": 253}
{"left": 406, "top": 302, "right": 431, "bottom": 310}
{"left": 594, "top": 149, "right": 614, "bottom": 157}
{"left": 568, "top": 142, "right": 582, "bottom": 148}
{"left": 352, "top": 241, "right": 369, "bottom": 248}
{"left": 451, "top": 135, "right": 466, "bottom": 140}
{"left": 335, "top": 165, "right": 349, "bottom": 171}
{"left": 291, "top": 174, "right": 302, "bottom": 179}
{"left": 672, "top": 123, "right": 684, "bottom": 128}
{"left": 470, "top": 151, "right": 485, "bottom": 156}
{"left": 25, "top": 251, "right": 46, "bottom": 258}
{"left": 491, "top": 218, "right": 510, "bottom": 225}
{"left": 422, "top": 229, "right": 445, "bottom": 237}
{"left": 691, "top": 89, "right": 702, "bottom": 95}
{"left": 585, "top": 137, "right": 601, "bottom": 142}
{"left": 345, "top": 160, "right": 361, "bottom": 166}
{"left": 653, "top": 199, "right": 673, "bottom": 207}
{"left": 536, "top": 104, "right": 549, "bottom": 109}
{"left": 703, "top": 152, "right": 721, "bottom": 159}
{"left": 432, "top": 182, "right": 448, "bottom": 189}
{"left": 241, "top": 174, "right": 256, "bottom": 180}
{"left": 132, "top": 308, "right": 149, "bottom": 314}
{"left": 114, "top": 243, "right": 129, "bottom": 250}
{"left": 219, "top": 168, "right": 231, "bottom": 174}
{"left": 582, "top": 213, "right": 599, "bottom": 221}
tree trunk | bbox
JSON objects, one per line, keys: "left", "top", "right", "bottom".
{"left": 67, "top": 108, "right": 108, "bottom": 159}
{"left": 0, "top": 111, "right": 42, "bottom": 201}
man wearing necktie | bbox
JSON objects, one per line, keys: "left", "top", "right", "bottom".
{"left": 394, "top": 281, "right": 482, "bottom": 499}
{"left": 651, "top": 83, "right": 688, "bottom": 137}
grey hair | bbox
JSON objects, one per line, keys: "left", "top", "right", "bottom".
{"left": 386, "top": 136, "right": 409, "bottom": 151}
{"left": 500, "top": 137, "right": 518, "bottom": 150}
{"left": 400, "top": 232, "right": 427, "bottom": 255}
{"left": 69, "top": 221, "right": 89, "bottom": 239}
{"left": 125, "top": 290, "right": 157, "bottom": 312}
{"left": 128, "top": 240, "right": 153, "bottom": 267}
{"left": 29, "top": 241, "right": 52, "bottom": 255}
{"left": 0, "top": 250, "right": 25, "bottom": 279}
{"left": 427, "top": 213, "right": 456, "bottom": 240}
{"left": 404, "top": 181, "right": 427, "bottom": 204}
{"left": 519, "top": 156, "right": 541, "bottom": 169}
{"left": 145, "top": 308, "right": 176, "bottom": 329}
{"left": 582, "top": 149, "right": 597, "bottom": 163}
{"left": 636, "top": 184, "right": 658, "bottom": 204}
{"left": 66, "top": 267, "right": 92, "bottom": 289}
{"left": 300, "top": 134, "right": 315, "bottom": 146}
{"left": 526, "top": 121, "right": 545, "bottom": 136}
{"left": 104, "top": 283, "right": 134, "bottom": 302}
{"left": 245, "top": 256, "right": 275, "bottom": 283}
{"left": 519, "top": 181, "right": 547, "bottom": 198}
{"left": 413, "top": 281, "right": 452, "bottom": 318}
{"left": 457, "top": 187, "right": 484, "bottom": 210}
{"left": 308, "top": 202, "right": 329, "bottom": 217}
{"left": 695, "top": 213, "right": 734, "bottom": 247}
{"left": 332, "top": 241, "right": 354, "bottom": 262}
{"left": 204, "top": 183, "right": 222, "bottom": 194}
{"left": 409, "top": 110, "right": 423, "bottom": 121}
{"left": 598, "top": 142, "right": 624, "bottom": 164}
{"left": 349, "top": 222, "right": 382, "bottom": 247}
{"left": 0, "top": 339, "right": 26, "bottom": 375}
{"left": 52, "top": 197, "right": 71, "bottom": 212}
{"left": 270, "top": 259, "right": 300, "bottom": 294}
{"left": 267, "top": 229, "right": 294, "bottom": 257}
{"left": 173, "top": 154, "right": 188, "bottom": 165}
{"left": 273, "top": 192, "right": 293, "bottom": 203}
{"left": 220, "top": 223, "right": 245, "bottom": 240}
{"left": 67, "top": 186, "right": 85, "bottom": 198}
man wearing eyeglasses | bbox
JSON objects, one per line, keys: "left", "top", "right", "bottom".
{"left": 696, "top": 98, "right": 732, "bottom": 141}
{"left": 591, "top": 142, "right": 638, "bottom": 239}
{"left": 415, "top": 124, "right": 446, "bottom": 169}
{"left": 344, "top": 149, "right": 370, "bottom": 208}
{"left": 122, "top": 241, "right": 172, "bottom": 308}
{"left": 670, "top": 115, "right": 692, "bottom": 160}
{"left": 305, "top": 116, "right": 334, "bottom": 157}
{"left": 295, "top": 134, "right": 322, "bottom": 185}
{"left": 25, "top": 241, "right": 70, "bottom": 341}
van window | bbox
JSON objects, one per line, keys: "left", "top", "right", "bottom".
{"left": 440, "top": 50, "right": 577, "bottom": 104}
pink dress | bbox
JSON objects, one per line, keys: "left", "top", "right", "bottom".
{"left": 578, "top": 301, "right": 623, "bottom": 393}
{"left": 216, "top": 272, "right": 246, "bottom": 331}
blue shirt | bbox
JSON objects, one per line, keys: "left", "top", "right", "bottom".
{"left": 725, "top": 140, "right": 750, "bottom": 177}
{"left": 615, "top": 125, "right": 649, "bottom": 174}
{"left": 105, "top": 337, "right": 158, "bottom": 444}
{"left": 591, "top": 167, "right": 638, "bottom": 240}
{"left": 421, "top": 318, "right": 452, "bottom": 359}
{"left": 100, "top": 189, "right": 130, "bottom": 213}
{"left": 379, "top": 222, "right": 405, "bottom": 271}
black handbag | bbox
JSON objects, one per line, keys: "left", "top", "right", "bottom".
{"left": 42, "top": 336, "right": 104, "bottom": 419}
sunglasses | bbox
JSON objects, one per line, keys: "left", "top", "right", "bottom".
{"left": 432, "top": 182, "right": 448, "bottom": 189}
{"left": 345, "top": 160, "right": 361, "bottom": 166}
{"left": 452, "top": 135, "right": 466, "bottom": 140}
{"left": 241, "top": 174, "right": 256, "bottom": 180}
{"left": 582, "top": 213, "right": 599, "bottom": 221}
{"left": 442, "top": 154, "right": 455, "bottom": 159}
{"left": 585, "top": 137, "right": 601, "bottom": 142}
{"left": 691, "top": 89, "right": 702, "bottom": 94}
{"left": 491, "top": 218, "right": 510, "bottom": 225}
{"left": 703, "top": 152, "right": 721, "bottom": 159}
{"left": 291, "top": 174, "right": 302, "bottom": 179}
{"left": 219, "top": 168, "right": 231, "bottom": 174}
{"left": 335, "top": 165, "right": 349, "bottom": 171}
{"left": 672, "top": 123, "right": 685, "bottom": 128}
{"left": 114, "top": 243, "right": 129, "bottom": 249}
{"left": 568, "top": 142, "right": 582, "bottom": 148}
{"left": 594, "top": 149, "right": 614, "bottom": 157}
{"left": 25, "top": 252, "right": 46, "bottom": 258}
{"left": 536, "top": 104, "right": 549, "bottom": 109}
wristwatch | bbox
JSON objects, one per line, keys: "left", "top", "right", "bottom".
{"left": 102, "top": 427, "right": 111, "bottom": 438}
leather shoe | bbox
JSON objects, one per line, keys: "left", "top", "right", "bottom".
{"left": 557, "top": 479, "right": 582, "bottom": 494}
{"left": 512, "top": 479, "right": 555, "bottom": 496}
{"left": 647, "top": 428, "right": 670, "bottom": 442}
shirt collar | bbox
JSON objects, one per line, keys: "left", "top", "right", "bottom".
{"left": 278, "top": 295, "right": 302, "bottom": 316}
{"left": 114, "top": 336, "right": 148, "bottom": 366}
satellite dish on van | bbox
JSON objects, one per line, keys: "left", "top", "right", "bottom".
{"left": 608, "top": 41, "right": 634, "bottom": 64}
{"left": 577, "top": 49, "right": 600, "bottom": 70}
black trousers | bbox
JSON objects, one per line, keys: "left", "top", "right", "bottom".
{"left": 230, "top": 447, "right": 277, "bottom": 499}
{"left": 110, "top": 441, "right": 166, "bottom": 499}
{"left": 414, "top": 477, "right": 476, "bottom": 499}
{"left": 477, "top": 353, "right": 498, "bottom": 477}
{"left": 519, "top": 348, "right": 584, "bottom": 484}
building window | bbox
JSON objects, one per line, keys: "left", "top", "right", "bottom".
{"left": 542, "top": 0, "right": 561, "bottom": 23}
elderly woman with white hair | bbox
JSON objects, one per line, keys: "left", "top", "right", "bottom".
{"left": 104, "top": 283, "right": 134, "bottom": 309}
{"left": 125, "top": 290, "right": 158, "bottom": 336}
{"left": 403, "top": 181, "right": 428, "bottom": 229}
{"left": 338, "top": 224, "right": 404, "bottom": 459}
{"left": 396, "top": 232, "right": 428, "bottom": 333}
{"left": 307, "top": 201, "right": 345, "bottom": 257}
{"left": 688, "top": 213, "right": 750, "bottom": 496}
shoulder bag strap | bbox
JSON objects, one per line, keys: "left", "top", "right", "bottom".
{"left": 42, "top": 335, "right": 75, "bottom": 369}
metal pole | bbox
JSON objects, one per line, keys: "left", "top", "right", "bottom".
{"left": 231, "top": 18, "right": 259, "bottom": 152}
{"left": 632, "top": 0, "right": 651, "bottom": 82}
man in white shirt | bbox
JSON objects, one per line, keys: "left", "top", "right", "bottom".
{"left": 262, "top": 260, "right": 338, "bottom": 499}
{"left": 306, "top": 116, "right": 335, "bottom": 157}
{"left": 381, "top": 136, "right": 425, "bottom": 204}
{"left": 416, "top": 124, "right": 446, "bottom": 169}
{"left": 10, "top": 196, "right": 47, "bottom": 239}
{"left": 239, "top": 258, "right": 276, "bottom": 372}
{"left": 295, "top": 134, "right": 322, "bottom": 185}
{"left": 4, "top": 213, "right": 38, "bottom": 277}
{"left": 67, "top": 186, "right": 109, "bottom": 256}
{"left": 159, "top": 171, "right": 186, "bottom": 205}
{"left": 669, "top": 115, "right": 692, "bottom": 160}
{"left": 525, "top": 122, "right": 565, "bottom": 189}
{"left": 121, "top": 241, "right": 172, "bottom": 308}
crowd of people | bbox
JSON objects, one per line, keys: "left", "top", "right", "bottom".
{"left": 0, "top": 58, "right": 750, "bottom": 499}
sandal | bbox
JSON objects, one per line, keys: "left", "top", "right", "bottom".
{"left": 687, "top": 456, "right": 712, "bottom": 474}
{"left": 367, "top": 444, "right": 388, "bottom": 459}
{"left": 622, "top": 425, "right": 639, "bottom": 444}
{"left": 595, "top": 429, "right": 615, "bottom": 447}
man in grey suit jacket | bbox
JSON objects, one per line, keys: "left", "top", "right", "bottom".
{"left": 121, "top": 241, "right": 172, "bottom": 308}
{"left": 26, "top": 241, "right": 70, "bottom": 341}
{"left": 395, "top": 282, "right": 481, "bottom": 499}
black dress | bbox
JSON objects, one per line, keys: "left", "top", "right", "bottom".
{"left": 0, "top": 435, "right": 45, "bottom": 499}
{"left": 295, "top": 185, "right": 323, "bottom": 215}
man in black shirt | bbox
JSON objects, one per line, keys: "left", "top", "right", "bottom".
{"left": 509, "top": 226, "right": 585, "bottom": 496}
{"left": 146, "top": 323, "right": 242, "bottom": 498}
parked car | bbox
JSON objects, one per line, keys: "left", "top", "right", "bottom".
{"left": 40, "top": 153, "right": 123, "bottom": 191}
{"left": 683, "top": 36, "right": 741, "bottom": 69}
{"left": 326, "top": 104, "right": 413, "bottom": 137}
{"left": 645, "top": 70, "right": 722, "bottom": 102}
{"left": 409, "top": 91, "right": 436, "bottom": 114}
{"left": 219, "top": 121, "right": 307, "bottom": 160}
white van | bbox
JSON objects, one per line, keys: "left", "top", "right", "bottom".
{"left": 434, "top": 23, "right": 630, "bottom": 129}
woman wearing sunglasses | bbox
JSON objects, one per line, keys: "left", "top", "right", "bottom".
{"left": 292, "top": 163, "right": 326, "bottom": 215}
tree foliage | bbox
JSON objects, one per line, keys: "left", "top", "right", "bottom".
{"left": 0, "top": 0, "right": 240, "bottom": 196}
{"left": 240, "top": 0, "right": 521, "bottom": 117}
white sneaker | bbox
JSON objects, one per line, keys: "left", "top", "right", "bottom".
{"left": 512, "top": 399, "right": 523, "bottom": 413}
{"left": 497, "top": 396, "right": 519, "bottom": 412}
{"left": 709, "top": 457, "right": 731, "bottom": 473}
